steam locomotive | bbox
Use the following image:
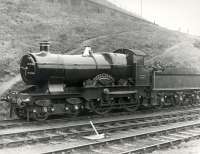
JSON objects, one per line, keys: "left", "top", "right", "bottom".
{"left": 3, "top": 41, "right": 200, "bottom": 121}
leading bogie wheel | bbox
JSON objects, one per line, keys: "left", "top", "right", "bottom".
{"left": 32, "top": 107, "right": 49, "bottom": 121}
{"left": 15, "top": 107, "right": 27, "bottom": 120}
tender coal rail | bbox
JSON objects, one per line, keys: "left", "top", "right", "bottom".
{"left": 0, "top": 107, "right": 200, "bottom": 153}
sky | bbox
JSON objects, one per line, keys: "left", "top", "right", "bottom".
{"left": 108, "top": 0, "right": 200, "bottom": 36}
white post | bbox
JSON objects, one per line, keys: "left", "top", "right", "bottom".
{"left": 90, "top": 121, "right": 99, "bottom": 135}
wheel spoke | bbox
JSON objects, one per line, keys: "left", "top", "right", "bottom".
{"left": 15, "top": 107, "right": 27, "bottom": 119}
{"left": 90, "top": 99, "right": 112, "bottom": 115}
{"left": 120, "top": 96, "right": 140, "bottom": 112}
{"left": 32, "top": 107, "right": 48, "bottom": 121}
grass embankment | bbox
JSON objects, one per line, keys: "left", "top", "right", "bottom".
{"left": 0, "top": 0, "right": 190, "bottom": 80}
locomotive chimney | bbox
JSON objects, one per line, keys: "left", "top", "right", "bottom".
{"left": 40, "top": 41, "right": 50, "bottom": 52}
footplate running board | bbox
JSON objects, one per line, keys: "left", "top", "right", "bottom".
{"left": 104, "top": 90, "right": 137, "bottom": 98}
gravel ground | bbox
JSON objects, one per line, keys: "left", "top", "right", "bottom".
{"left": 151, "top": 139, "right": 200, "bottom": 154}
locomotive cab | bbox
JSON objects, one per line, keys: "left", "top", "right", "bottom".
{"left": 113, "top": 48, "right": 145, "bottom": 65}
{"left": 114, "top": 49, "right": 150, "bottom": 86}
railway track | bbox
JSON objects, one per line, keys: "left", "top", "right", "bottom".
{"left": 0, "top": 104, "right": 199, "bottom": 130}
{"left": 56, "top": 120, "right": 200, "bottom": 154}
{"left": 0, "top": 106, "right": 200, "bottom": 153}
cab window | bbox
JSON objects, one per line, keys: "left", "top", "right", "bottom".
{"left": 134, "top": 55, "right": 144, "bottom": 65}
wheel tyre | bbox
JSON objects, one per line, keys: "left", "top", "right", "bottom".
{"left": 32, "top": 111, "right": 48, "bottom": 121}
{"left": 68, "top": 104, "right": 81, "bottom": 117}
{"left": 15, "top": 108, "right": 27, "bottom": 120}
{"left": 123, "top": 96, "right": 140, "bottom": 112}
{"left": 153, "top": 95, "right": 164, "bottom": 110}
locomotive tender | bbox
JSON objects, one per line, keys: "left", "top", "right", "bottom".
{"left": 3, "top": 41, "right": 200, "bottom": 121}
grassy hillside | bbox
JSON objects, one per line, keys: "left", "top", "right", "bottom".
{"left": 0, "top": 0, "right": 195, "bottom": 82}
{"left": 147, "top": 39, "right": 200, "bottom": 71}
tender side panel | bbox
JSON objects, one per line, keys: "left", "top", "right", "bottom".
{"left": 153, "top": 72, "right": 200, "bottom": 90}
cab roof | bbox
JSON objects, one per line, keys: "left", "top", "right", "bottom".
{"left": 113, "top": 49, "right": 146, "bottom": 56}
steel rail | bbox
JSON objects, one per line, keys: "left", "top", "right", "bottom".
{"left": 0, "top": 109, "right": 200, "bottom": 150}
{"left": 42, "top": 120, "right": 200, "bottom": 154}
{"left": 0, "top": 104, "right": 199, "bottom": 130}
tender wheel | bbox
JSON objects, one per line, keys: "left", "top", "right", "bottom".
{"left": 153, "top": 94, "right": 164, "bottom": 109}
{"left": 90, "top": 99, "right": 113, "bottom": 115}
{"left": 190, "top": 94, "right": 199, "bottom": 105}
{"left": 192, "top": 93, "right": 200, "bottom": 105}
{"left": 121, "top": 95, "right": 140, "bottom": 112}
{"left": 182, "top": 94, "right": 193, "bottom": 106}
{"left": 164, "top": 95, "right": 177, "bottom": 106}
{"left": 32, "top": 107, "right": 48, "bottom": 121}
{"left": 174, "top": 94, "right": 182, "bottom": 106}
{"left": 195, "top": 93, "right": 200, "bottom": 104}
